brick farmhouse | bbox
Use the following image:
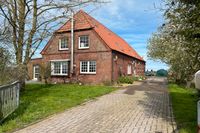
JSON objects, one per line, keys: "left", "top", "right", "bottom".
{"left": 27, "top": 10, "right": 145, "bottom": 84}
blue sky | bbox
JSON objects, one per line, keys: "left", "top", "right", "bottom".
{"left": 34, "top": 0, "right": 168, "bottom": 71}
{"left": 88, "top": 0, "right": 169, "bottom": 71}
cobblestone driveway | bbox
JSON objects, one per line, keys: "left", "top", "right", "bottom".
{"left": 15, "top": 77, "right": 176, "bottom": 133}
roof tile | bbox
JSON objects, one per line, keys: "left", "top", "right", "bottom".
{"left": 56, "top": 10, "right": 144, "bottom": 61}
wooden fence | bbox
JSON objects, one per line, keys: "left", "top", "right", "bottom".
{"left": 0, "top": 81, "right": 20, "bottom": 122}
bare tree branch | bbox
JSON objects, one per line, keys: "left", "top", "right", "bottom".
{"left": 0, "top": 0, "right": 106, "bottom": 66}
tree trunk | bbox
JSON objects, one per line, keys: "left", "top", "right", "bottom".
{"left": 17, "top": 64, "right": 27, "bottom": 91}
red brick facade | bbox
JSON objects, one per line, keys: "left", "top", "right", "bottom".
{"left": 112, "top": 51, "right": 145, "bottom": 81}
{"left": 27, "top": 10, "right": 145, "bottom": 84}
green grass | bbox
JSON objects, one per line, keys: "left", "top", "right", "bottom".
{"left": 0, "top": 84, "right": 116, "bottom": 133}
{"left": 169, "top": 84, "right": 198, "bottom": 133}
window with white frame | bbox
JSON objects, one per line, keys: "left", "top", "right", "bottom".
{"left": 33, "top": 65, "right": 40, "bottom": 80}
{"left": 59, "top": 38, "right": 68, "bottom": 50}
{"left": 79, "top": 35, "right": 89, "bottom": 49}
{"left": 127, "top": 64, "right": 132, "bottom": 75}
{"left": 51, "top": 61, "right": 68, "bottom": 75}
{"left": 80, "top": 61, "right": 96, "bottom": 74}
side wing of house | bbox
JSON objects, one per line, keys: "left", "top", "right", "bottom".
{"left": 27, "top": 58, "right": 43, "bottom": 81}
{"left": 111, "top": 51, "right": 145, "bottom": 81}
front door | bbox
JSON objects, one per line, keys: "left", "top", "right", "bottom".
{"left": 33, "top": 65, "right": 40, "bottom": 80}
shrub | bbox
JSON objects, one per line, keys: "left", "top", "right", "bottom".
{"left": 118, "top": 76, "right": 134, "bottom": 84}
{"left": 132, "top": 76, "right": 139, "bottom": 81}
{"left": 132, "top": 76, "right": 145, "bottom": 81}
{"left": 40, "top": 62, "right": 52, "bottom": 84}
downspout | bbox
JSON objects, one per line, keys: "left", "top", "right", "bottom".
{"left": 70, "top": 11, "right": 74, "bottom": 76}
{"left": 111, "top": 51, "right": 114, "bottom": 82}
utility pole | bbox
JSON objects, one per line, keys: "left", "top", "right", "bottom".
{"left": 70, "top": 10, "right": 74, "bottom": 76}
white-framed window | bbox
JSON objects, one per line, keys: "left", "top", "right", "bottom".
{"left": 80, "top": 61, "right": 96, "bottom": 74}
{"left": 59, "top": 38, "right": 68, "bottom": 50}
{"left": 79, "top": 35, "right": 89, "bottom": 49}
{"left": 33, "top": 65, "right": 40, "bottom": 80}
{"left": 127, "top": 64, "right": 132, "bottom": 75}
{"left": 51, "top": 61, "right": 69, "bottom": 75}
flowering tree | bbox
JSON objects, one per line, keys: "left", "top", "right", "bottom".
{"left": 148, "top": 0, "right": 200, "bottom": 84}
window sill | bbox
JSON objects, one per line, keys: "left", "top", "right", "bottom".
{"left": 78, "top": 47, "right": 89, "bottom": 49}
{"left": 51, "top": 74, "right": 68, "bottom": 76}
{"left": 59, "top": 48, "right": 69, "bottom": 51}
{"left": 80, "top": 72, "right": 96, "bottom": 75}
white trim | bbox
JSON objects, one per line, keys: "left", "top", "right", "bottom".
{"left": 33, "top": 65, "right": 40, "bottom": 80}
{"left": 59, "top": 48, "right": 69, "bottom": 51}
{"left": 59, "top": 38, "right": 69, "bottom": 50}
{"left": 51, "top": 61, "right": 69, "bottom": 76}
{"left": 78, "top": 47, "right": 89, "bottom": 49}
{"left": 127, "top": 64, "right": 132, "bottom": 75}
{"left": 50, "top": 59, "right": 70, "bottom": 62}
{"left": 51, "top": 74, "right": 68, "bottom": 76}
{"left": 80, "top": 72, "right": 96, "bottom": 75}
{"left": 80, "top": 61, "right": 96, "bottom": 74}
{"left": 78, "top": 35, "right": 89, "bottom": 49}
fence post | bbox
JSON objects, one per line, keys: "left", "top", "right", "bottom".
{"left": 0, "top": 81, "right": 20, "bottom": 122}
{"left": 0, "top": 98, "right": 2, "bottom": 120}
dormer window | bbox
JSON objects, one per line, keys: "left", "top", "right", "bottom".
{"left": 59, "top": 38, "right": 68, "bottom": 50}
{"left": 79, "top": 35, "right": 89, "bottom": 49}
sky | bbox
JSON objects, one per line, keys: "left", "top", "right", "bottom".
{"left": 34, "top": 0, "right": 169, "bottom": 71}
{"left": 88, "top": 0, "right": 169, "bottom": 71}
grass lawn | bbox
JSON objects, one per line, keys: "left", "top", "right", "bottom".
{"left": 0, "top": 84, "right": 116, "bottom": 133}
{"left": 169, "top": 84, "right": 198, "bottom": 133}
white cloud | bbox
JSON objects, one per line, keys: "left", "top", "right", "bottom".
{"left": 87, "top": 0, "right": 167, "bottom": 70}
{"left": 32, "top": 0, "right": 167, "bottom": 70}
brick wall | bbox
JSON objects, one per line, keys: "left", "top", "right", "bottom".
{"left": 27, "top": 58, "right": 43, "bottom": 80}
{"left": 29, "top": 29, "right": 112, "bottom": 84}
{"left": 28, "top": 29, "right": 145, "bottom": 84}
{"left": 112, "top": 51, "right": 145, "bottom": 81}
{"left": 75, "top": 52, "right": 112, "bottom": 84}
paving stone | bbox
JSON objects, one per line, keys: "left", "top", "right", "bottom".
{"left": 14, "top": 77, "right": 175, "bottom": 133}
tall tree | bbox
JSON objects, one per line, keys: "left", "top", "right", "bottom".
{"left": 0, "top": 0, "right": 103, "bottom": 87}
{"left": 0, "top": 0, "right": 103, "bottom": 64}
{"left": 148, "top": 0, "right": 200, "bottom": 84}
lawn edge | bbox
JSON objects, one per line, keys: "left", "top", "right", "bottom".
{"left": 168, "top": 84, "right": 179, "bottom": 132}
{"left": 9, "top": 86, "right": 117, "bottom": 133}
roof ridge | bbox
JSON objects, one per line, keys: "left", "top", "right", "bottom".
{"left": 79, "top": 10, "right": 95, "bottom": 28}
{"left": 55, "top": 10, "right": 93, "bottom": 33}
{"left": 81, "top": 11, "right": 143, "bottom": 60}
{"left": 82, "top": 11, "right": 119, "bottom": 38}
{"left": 54, "top": 10, "right": 144, "bottom": 61}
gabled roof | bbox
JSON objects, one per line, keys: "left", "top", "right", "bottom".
{"left": 55, "top": 10, "right": 144, "bottom": 61}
